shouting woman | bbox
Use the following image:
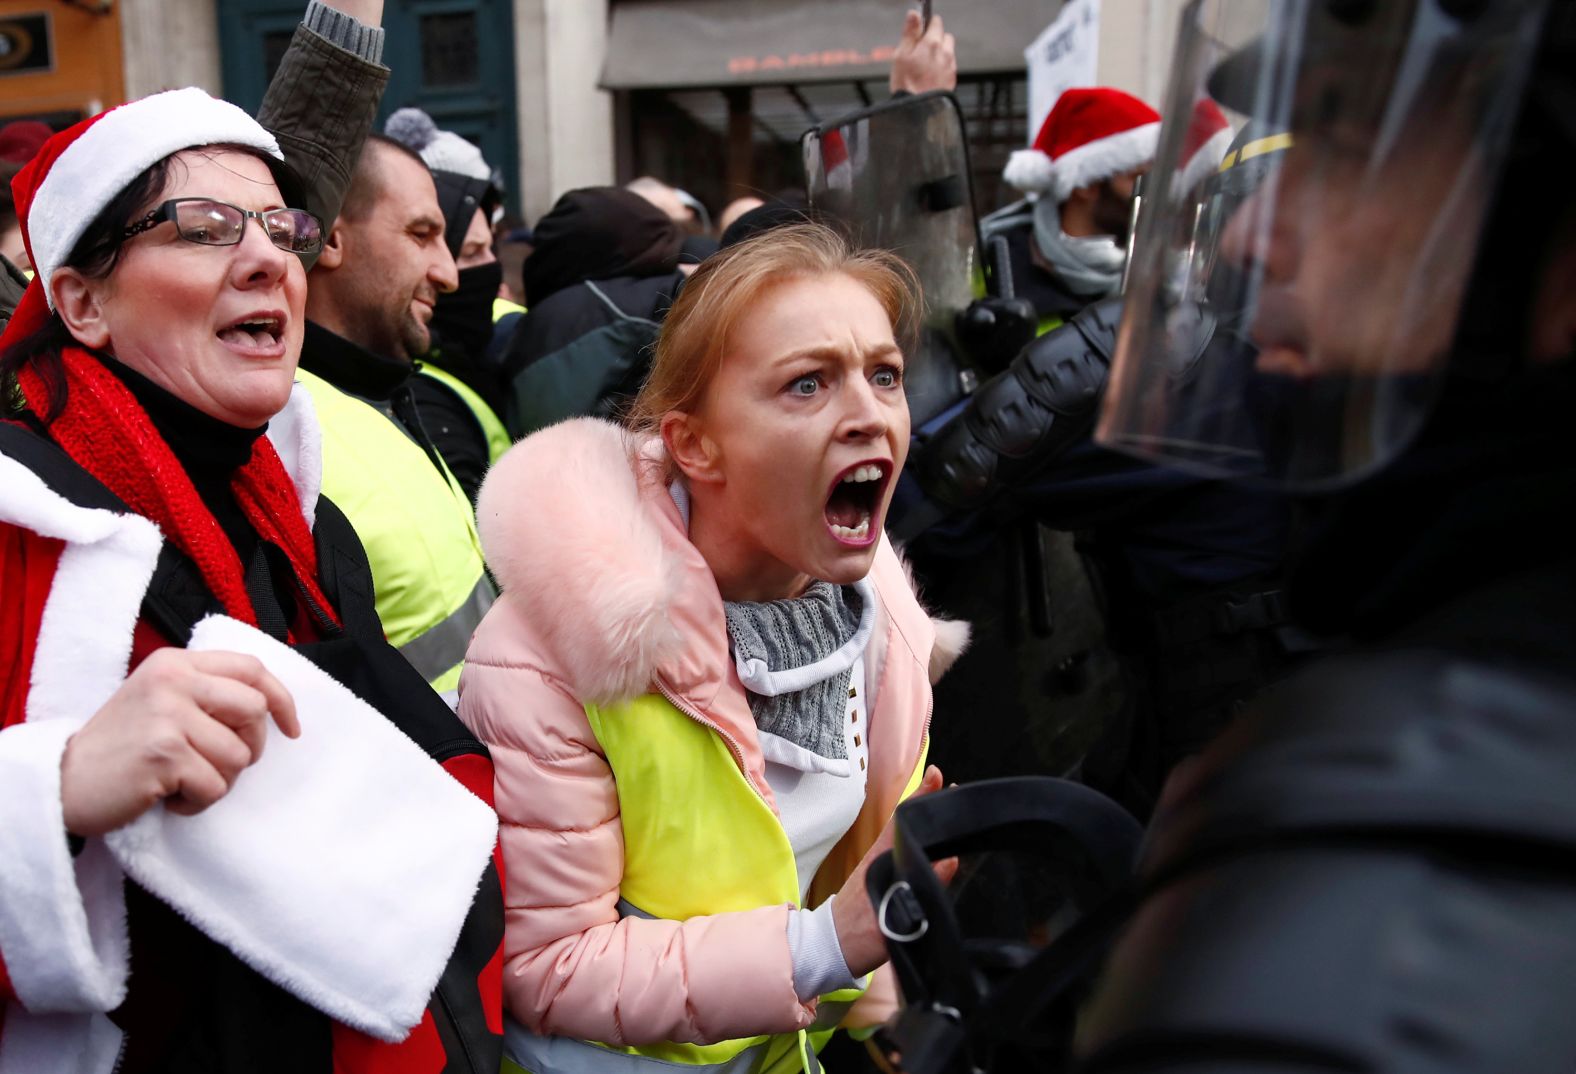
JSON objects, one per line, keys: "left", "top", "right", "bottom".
{"left": 459, "top": 223, "right": 968, "bottom": 1074}
{"left": 0, "top": 90, "right": 502, "bottom": 1072}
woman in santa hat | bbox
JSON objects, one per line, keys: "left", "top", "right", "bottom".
{"left": 0, "top": 89, "right": 502, "bottom": 1073}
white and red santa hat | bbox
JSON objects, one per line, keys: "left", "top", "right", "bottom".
{"left": 1176, "top": 97, "right": 1234, "bottom": 195}
{"left": 1004, "top": 87, "right": 1162, "bottom": 203}
{"left": 3, "top": 87, "right": 282, "bottom": 347}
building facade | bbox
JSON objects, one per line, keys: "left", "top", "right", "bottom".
{"left": 4, "top": 1, "right": 1184, "bottom": 228}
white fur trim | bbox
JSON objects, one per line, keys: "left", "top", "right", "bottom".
{"left": 0, "top": 1010, "right": 123, "bottom": 1074}
{"left": 30, "top": 87, "right": 282, "bottom": 310}
{"left": 0, "top": 448, "right": 160, "bottom": 1043}
{"left": 0, "top": 454, "right": 163, "bottom": 727}
{"left": 103, "top": 614, "right": 499, "bottom": 1042}
{"left": 1049, "top": 121, "right": 1161, "bottom": 203}
{"left": 477, "top": 419, "right": 964, "bottom": 710}
{"left": 927, "top": 618, "right": 972, "bottom": 684}
{"left": 267, "top": 381, "right": 324, "bottom": 528}
{"left": 476, "top": 419, "right": 688, "bottom": 704}
{"left": 1177, "top": 126, "right": 1236, "bottom": 197}
{"left": 0, "top": 722, "right": 129, "bottom": 1013}
{"left": 1003, "top": 148, "right": 1055, "bottom": 194}
{"left": 0, "top": 418, "right": 488, "bottom": 1048}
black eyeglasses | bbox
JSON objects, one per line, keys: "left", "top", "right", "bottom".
{"left": 122, "top": 197, "right": 324, "bottom": 255}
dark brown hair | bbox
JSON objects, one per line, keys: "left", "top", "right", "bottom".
{"left": 0, "top": 144, "right": 286, "bottom": 421}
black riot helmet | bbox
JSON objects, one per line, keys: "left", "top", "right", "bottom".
{"left": 1196, "top": 121, "right": 1293, "bottom": 335}
{"left": 867, "top": 5, "right": 1576, "bottom": 1071}
{"left": 1096, "top": 0, "right": 1571, "bottom": 490}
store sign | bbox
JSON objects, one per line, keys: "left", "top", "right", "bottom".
{"left": 0, "top": 13, "right": 53, "bottom": 77}
{"left": 603, "top": 0, "right": 1050, "bottom": 91}
{"left": 1025, "top": 0, "right": 1100, "bottom": 140}
{"left": 728, "top": 46, "right": 897, "bottom": 78}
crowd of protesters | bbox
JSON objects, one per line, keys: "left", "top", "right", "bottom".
{"left": 6, "top": 1, "right": 1572, "bottom": 1073}
{"left": 0, "top": 4, "right": 966, "bottom": 1072}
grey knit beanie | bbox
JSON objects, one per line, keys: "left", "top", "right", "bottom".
{"left": 385, "top": 107, "right": 492, "bottom": 182}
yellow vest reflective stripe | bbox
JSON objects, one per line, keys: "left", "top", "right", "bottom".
{"left": 418, "top": 363, "right": 512, "bottom": 464}
{"left": 503, "top": 692, "right": 870, "bottom": 1074}
{"left": 397, "top": 572, "right": 495, "bottom": 684}
{"left": 296, "top": 369, "right": 493, "bottom": 694}
{"left": 503, "top": 1039, "right": 781, "bottom": 1074}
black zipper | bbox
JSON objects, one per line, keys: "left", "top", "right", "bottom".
{"left": 292, "top": 571, "right": 345, "bottom": 637}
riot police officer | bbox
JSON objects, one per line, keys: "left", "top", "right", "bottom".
{"left": 987, "top": 87, "right": 1162, "bottom": 334}
{"left": 897, "top": 120, "right": 1308, "bottom": 816}
{"left": 1079, "top": 0, "right": 1576, "bottom": 1068}
{"left": 864, "top": 1, "right": 1576, "bottom": 1071}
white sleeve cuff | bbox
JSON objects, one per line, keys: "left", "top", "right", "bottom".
{"left": 786, "top": 896, "right": 859, "bottom": 1001}
{"left": 0, "top": 721, "right": 128, "bottom": 1012}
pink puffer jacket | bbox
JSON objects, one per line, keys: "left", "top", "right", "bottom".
{"left": 456, "top": 418, "right": 968, "bottom": 1047}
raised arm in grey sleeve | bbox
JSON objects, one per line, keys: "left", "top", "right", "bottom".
{"left": 256, "top": 0, "right": 390, "bottom": 270}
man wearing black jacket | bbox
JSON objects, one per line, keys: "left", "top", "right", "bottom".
{"left": 874, "top": 6, "right": 1576, "bottom": 1072}
{"left": 1071, "top": 2, "right": 1576, "bottom": 1070}
{"left": 499, "top": 186, "right": 687, "bottom": 437}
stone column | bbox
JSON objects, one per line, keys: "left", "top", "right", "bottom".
{"left": 1096, "top": 0, "right": 1184, "bottom": 108}
{"left": 119, "top": 0, "right": 223, "bottom": 100}
{"left": 511, "top": 0, "right": 615, "bottom": 225}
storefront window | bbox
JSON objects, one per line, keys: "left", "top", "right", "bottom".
{"left": 420, "top": 11, "right": 480, "bottom": 89}
{"left": 624, "top": 75, "right": 1027, "bottom": 229}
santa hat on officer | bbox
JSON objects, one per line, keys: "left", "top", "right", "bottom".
{"left": 1176, "top": 97, "right": 1234, "bottom": 195}
{"left": 1005, "top": 87, "right": 1161, "bottom": 203}
{"left": 2, "top": 87, "right": 283, "bottom": 347}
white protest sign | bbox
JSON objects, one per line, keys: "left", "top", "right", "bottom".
{"left": 1025, "top": 0, "right": 1102, "bottom": 141}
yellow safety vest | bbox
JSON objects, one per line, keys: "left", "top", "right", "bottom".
{"left": 296, "top": 368, "right": 494, "bottom": 698}
{"left": 418, "top": 362, "right": 512, "bottom": 464}
{"left": 503, "top": 691, "right": 898, "bottom": 1074}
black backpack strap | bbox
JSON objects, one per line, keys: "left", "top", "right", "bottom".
{"left": 0, "top": 419, "right": 129, "bottom": 514}
{"left": 0, "top": 420, "right": 221, "bottom": 644}
{"left": 141, "top": 544, "right": 224, "bottom": 645}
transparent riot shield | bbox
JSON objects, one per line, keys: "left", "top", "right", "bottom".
{"left": 803, "top": 90, "right": 982, "bottom": 427}
{"left": 810, "top": 95, "right": 1130, "bottom": 819}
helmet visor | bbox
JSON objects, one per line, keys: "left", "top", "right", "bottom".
{"left": 1096, "top": 0, "right": 1547, "bottom": 489}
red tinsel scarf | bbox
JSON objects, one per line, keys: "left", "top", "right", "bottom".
{"left": 20, "top": 348, "right": 340, "bottom": 639}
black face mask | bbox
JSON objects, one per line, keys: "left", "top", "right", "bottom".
{"left": 431, "top": 261, "right": 504, "bottom": 369}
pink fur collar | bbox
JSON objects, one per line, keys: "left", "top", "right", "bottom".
{"left": 473, "top": 418, "right": 968, "bottom": 707}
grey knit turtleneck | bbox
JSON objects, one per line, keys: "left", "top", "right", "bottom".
{"left": 724, "top": 581, "right": 863, "bottom": 762}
